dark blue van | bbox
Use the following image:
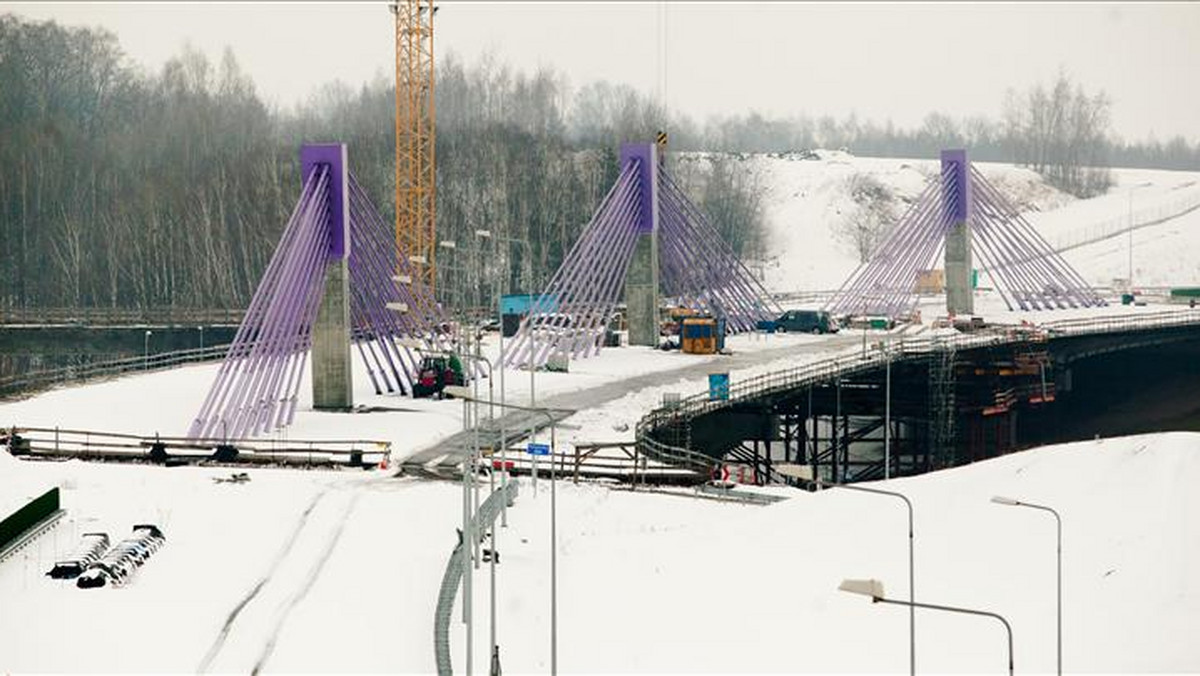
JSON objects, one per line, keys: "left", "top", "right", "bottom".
{"left": 776, "top": 309, "right": 838, "bottom": 334}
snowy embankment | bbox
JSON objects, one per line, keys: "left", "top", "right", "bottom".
{"left": 722, "top": 150, "right": 1200, "bottom": 294}
{"left": 2, "top": 425, "right": 1197, "bottom": 672}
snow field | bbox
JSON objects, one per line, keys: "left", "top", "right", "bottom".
{"left": 735, "top": 150, "right": 1200, "bottom": 294}
{"left": 457, "top": 433, "right": 1200, "bottom": 673}
{"left": 7, "top": 430, "right": 1196, "bottom": 672}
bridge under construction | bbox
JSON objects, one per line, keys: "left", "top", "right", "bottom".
{"left": 637, "top": 310, "right": 1200, "bottom": 485}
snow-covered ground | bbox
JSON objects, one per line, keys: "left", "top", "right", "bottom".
{"left": 722, "top": 150, "right": 1200, "bottom": 294}
{"left": 3, "top": 423, "right": 1197, "bottom": 672}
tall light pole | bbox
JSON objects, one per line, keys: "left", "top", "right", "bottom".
{"left": 449, "top": 391, "right": 575, "bottom": 676}
{"left": 818, "top": 478, "right": 914, "bottom": 676}
{"left": 1127, "top": 188, "right": 1133, "bottom": 291}
{"left": 491, "top": 232, "right": 529, "bottom": 528}
{"left": 1127, "top": 182, "right": 1152, "bottom": 293}
{"left": 992, "top": 495, "right": 1061, "bottom": 676}
{"left": 839, "top": 578, "right": 1013, "bottom": 676}
{"left": 881, "top": 338, "right": 893, "bottom": 479}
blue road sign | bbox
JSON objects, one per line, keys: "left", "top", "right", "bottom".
{"left": 709, "top": 373, "right": 730, "bottom": 401}
{"left": 526, "top": 443, "right": 551, "bottom": 456}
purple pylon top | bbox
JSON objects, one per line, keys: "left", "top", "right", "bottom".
{"left": 300, "top": 144, "right": 349, "bottom": 260}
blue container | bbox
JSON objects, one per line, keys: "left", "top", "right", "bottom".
{"left": 500, "top": 293, "right": 558, "bottom": 316}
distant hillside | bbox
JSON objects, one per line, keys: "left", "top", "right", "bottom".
{"left": 691, "top": 150, "right": 1200, "bottom": 293}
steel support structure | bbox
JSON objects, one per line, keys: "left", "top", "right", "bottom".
{"left": 393, "top": 0, "right": 437, "bottom": 292}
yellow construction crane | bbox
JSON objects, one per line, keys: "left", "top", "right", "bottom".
{"left": 391, "top": 0, "right": 437, "bottom": 291}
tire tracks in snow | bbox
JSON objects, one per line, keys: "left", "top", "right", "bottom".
{"left": 197, "top": 475, "right": 415, "bottom": 673}
{"left": 197, "top": 489, "right": 330, "bottom": 673}
{"left": 249, "top": 491, "right": 361, "bottom": 675}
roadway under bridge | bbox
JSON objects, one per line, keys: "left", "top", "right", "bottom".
{"left": 637, "top": 311, "right": 1200, "bottom": 485}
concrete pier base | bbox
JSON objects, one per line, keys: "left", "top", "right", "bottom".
{"left": 626, "top": 233, "right": 660, "bottom": 346}
{"left": 945, "top": 222, "right": 974, "bottom": 315}
{"left": 312, "top": 259, "right": 353, "bottom": 410}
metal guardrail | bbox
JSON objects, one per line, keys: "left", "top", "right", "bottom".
{"left": 0, "top": 306, "right": 244, "bottom": 326}
{"left": 1051, "top": 189, "right": 1200, "bottom": 253}
{"left": 694, "top": 484, "right": 790, "bottom": 504}
{"left": 0, "top": 344, "right": 232, "bottom": 398}
{"left": 769, "top": 290, "right": 841, "bottom": 307}
{"left": 636, "top": 309, "right": 1200, "bottom": 473}
{"left": 5, "top": 425, "right": 392, "bottom": 468}
{"left": 434, "top": 479, "right": 518, "bottom": 676}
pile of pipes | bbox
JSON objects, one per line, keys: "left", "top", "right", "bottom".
{"left": 46, "top": 525, "right": 166, "bottom": 589}
{"left": 45, "top": 532, "right": 110, "bottom": 579}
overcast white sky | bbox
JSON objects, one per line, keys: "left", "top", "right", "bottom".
{"left": 7, "top": 2, "right": 1200, "bottom": 142}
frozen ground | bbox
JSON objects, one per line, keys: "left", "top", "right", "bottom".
{"left": 3, "top": 423, "right": 1197, "bottom": 672}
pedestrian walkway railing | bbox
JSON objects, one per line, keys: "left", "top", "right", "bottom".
{"left": 1051, "top": 188, "right": 1200, "bottom": 253}
{"left": 0, "top": 306, "right": 244, "bottom": 326}
{"left": 0, "top": 344, "right": 231, "bottom": 399}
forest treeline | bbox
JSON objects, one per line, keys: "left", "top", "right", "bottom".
{"left": 1, "top": 14, "right": 1197, "bottom": 311}
{"left": 0, "top": 15, "right": 758, "bottom": 311}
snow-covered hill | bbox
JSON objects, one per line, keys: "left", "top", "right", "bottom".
{"left": 700, "top": 150, "right": 1200, "bottom": 294}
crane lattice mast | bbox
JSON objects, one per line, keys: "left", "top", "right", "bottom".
{"left": 392, "top": 0, "right": 437, "bottom": 291}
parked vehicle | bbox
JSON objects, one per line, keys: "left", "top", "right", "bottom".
{"left": 776, "top": 309, "right": 839, "bottom": 334}
{"left": 412, "top": 356, "right": 463, "bottom": 399}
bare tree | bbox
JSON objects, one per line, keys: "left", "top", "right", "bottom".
{"left": 837, "top": 173, "right": 896, "bottom": 263}
{"left": 1003, "top": 72, "right": 1113, "bottom": 197}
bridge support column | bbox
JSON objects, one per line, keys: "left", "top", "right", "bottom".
{"left": 942, "top": 149, "right": 974, "bottom": 316}
{"left": 622, "top": 142, "right": 661, "bottom": 347}
{"left": 303, "top": 144, "right": 354, "bottom": 411}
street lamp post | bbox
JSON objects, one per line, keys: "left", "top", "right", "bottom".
{"left": 1127, "top": 182, "right": 1152, "bottom": 293}
{"left": 839, "top": 578, "right": 1013, "bottom": 676}
{"left": 446, "top": 390, "right": 576, "bottom": 676}
{"left": 143, "top": 330, "right": 152, "bottom": 369}
{"left": 1128, "top": 189, "right": 1133, "bottom": 290}
{"left": 992, "top": 495, "right": 1061, "bottom": 676}
{"left": 882, "top": 339, "right": 893, "bottom": 479}
{"left": 199, "top": 325, "right": 204, "bottom": 350}
{"left": 491, "top": 233, "right": 530, "bottom": 528}
{"left": 818, "top": 479, "right": 914, "bottom": 676}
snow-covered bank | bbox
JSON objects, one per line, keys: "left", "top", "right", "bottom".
{"left": 725, "top": 150, "right": 1200, "bottom": 294}
{"left": 481, "top": 432, "right": 1200, "bottom": 673}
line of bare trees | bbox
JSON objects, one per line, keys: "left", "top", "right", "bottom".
{"left": 0, "top": 15, "right": 764, "bottom": 313}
